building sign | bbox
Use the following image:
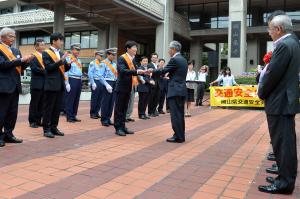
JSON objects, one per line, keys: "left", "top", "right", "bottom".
{"left": 231, "top": 21, "right": 241, "bottom": 58}
{"left": 210, "top": 86, "right": 264, "bottom": 107}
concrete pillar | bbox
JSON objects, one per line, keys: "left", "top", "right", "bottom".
{"left": 98, "top": 28, "right": 108, "bottom": 50}
{"left": 109, "top": 23, "right": 118, "bottom": 48}
{"left": 53, "top": 0, "right": 65, "bottom": 34}
{"left": 190, "top": 37, "right": 203, "bottom": 71}
{"left": 155, "top": 0, "right": 174, "bottom": 61}
{"left": 13, "top": 3, "right": 20, "bottom": 13}
{"left": 14, "top": 31, "right": 20, "bottom": 49}
{"left": 246, "top": 38, "right": 259, "bottom": 70}
{"left": 228, "top": 0, "right": 247, "bottom": 75}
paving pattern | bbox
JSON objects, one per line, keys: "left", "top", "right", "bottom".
{"left": 0, "top": 100, "right": 299, "bottom": 199}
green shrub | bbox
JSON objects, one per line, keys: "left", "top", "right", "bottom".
{"left": 235, "top": 76, "right": 257, "bottom": 85}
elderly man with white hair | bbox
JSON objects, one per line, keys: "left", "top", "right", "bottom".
{"left": 0, "top": 27, "right": 34, "bottom": 147}
{"left": 258, "top": 13, "right": 300, "bottom": 194}
{"left": 149, "top": 41, "right": 188, "bottom": 143}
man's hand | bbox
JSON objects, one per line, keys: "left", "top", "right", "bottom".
{"left": 137, "top": 69, "right": 145, "bottom": 75}
{"left": 92, "top": 83, "right": 97, "bottom": 91}
{"left": 65, "top": 82, "right": 71, "bottom": 92}
{"left": 150, "top": 80, "right": 155, "bottom": 85}
{"left": 21, "top": 55, "right": 34, "bottom": 63}
{"left": 106, "top": 84, "right": 113, "bottom": 93}
{"left": 141, "top": 79, "right": 146, "bottom": 84}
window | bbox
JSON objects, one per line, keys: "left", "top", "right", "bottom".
{"left": 20, "top": 37, "right": 28, "bottom": 45}
{"left": 20, "top": 5, "right": 39, "bottom": 12}
{"left": 27, "top": 37, "right": 35, "bottom": 45}
{"left": 64, "top": 31, "right": 98, "bottom": 49}
{"left": 0, "top": 7, "right": 13, "bottom": 15}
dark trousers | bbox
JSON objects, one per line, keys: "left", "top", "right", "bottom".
{"left": 114, "top": 91, "right": 131, "bottom": 131}
{"left": 0, "top": 90, "right": 19, "bottom": 140}
{"left": 138, "top": 92, "right": 149, "bottom": 116}
{"left": 158, "top": 89, "right": 167, "bottom": 112}
{"left": 90, "top": 80, "right": 105, "bottom": 117}
{"left": 266, "top": 114, "right": 297, "bottom": 190}
{"left": 168, "top": 96, "right": 185, "bottom": 141}
{"left": 61, "top": 91, "right": 66, "bottom": 113}
{"left": 29, "top": 89, "right": 43, "bottom": 124}
{"left": 196, "top": 82, "right": 205, "bottom": 105}
{"left": 101, "top": 81, "right": 116, "bottom": 123}
{"left": 65, "top": 78, "right": 82, "bottom": 120}
{"left": 148, "top": 85, "right": 160, "bottom": 114}
{"left": 43, "top": 91, "right": 63, "bottom": 131}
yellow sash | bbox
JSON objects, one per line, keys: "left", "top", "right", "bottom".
{"left": 102, "top": 60, "right": 118, "bottom": 77}
{"left": 95, "top": 59, "right": 100, "bottom": 66}
{"left": 33, "top": 51, "right": 45, "bottom": 69}
{"left": 44, "top": 49, "right": 66, "bottom": 80}
{"left": 122, "top": 54, "right": 138, "bottom": 87}
{"left": 0, "top": 44, "right": 21, "bottom": 74}
{"left": 69, "top": 54, "right": 82, "bottom": 71}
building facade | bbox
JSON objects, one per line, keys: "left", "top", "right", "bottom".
{"left": 0, "top": 0, "right": 299, "bottom": 79}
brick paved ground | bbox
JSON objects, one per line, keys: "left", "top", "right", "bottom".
{"left": 0, "top": 100, "right": 299, "bottom": 199}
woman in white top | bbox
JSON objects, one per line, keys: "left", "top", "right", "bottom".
{"left": 196, "top": 65, "right": 209, "bottom": 106}
{"left": 185, "top": 61, "right": 197, "bottom": 117}
{"left": 210, "top": 67, "right": 238, "bottom": 87}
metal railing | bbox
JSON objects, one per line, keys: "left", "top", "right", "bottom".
{"left": 0, "top": 9, "right": 76, "bottom": 27}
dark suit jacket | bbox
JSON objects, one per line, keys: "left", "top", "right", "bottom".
{"left": 42, "top": 48, "right": 70, "bottom": 91}
{"left": 258, "top": 35, "right": 300, "bottom": 115}
{"left": 30, "top": 56, "right": 45, "bottom": 90}
{"left": 148, "top": 62, "right": 160, "bottom": 88}
{"left": 115, "top": 55, "right": 138, "bottom": 93}
{"left": 0, "top": 46, "right": 28, "bottom": 94}
{"left": 137, "top": 65, "right": 151, "bottom": 93}
{"left": 159, "top": 76, "right": 168, "bottom": 91}
{"left": 153, "top": 53, "right": 188, "bottom": 98}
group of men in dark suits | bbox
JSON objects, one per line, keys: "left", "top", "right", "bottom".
{"left": 258, "top": 11, "right": 299, "bottom": 195}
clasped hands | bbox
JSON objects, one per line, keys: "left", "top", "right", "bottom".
{"left": 137, "top": 68, "right": 154, "bottom": 75}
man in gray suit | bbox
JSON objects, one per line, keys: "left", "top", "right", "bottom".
{"left": 149, "top": 41, "right": 188, "bottom": 143}
{"left": 258, "top": 14, "right": 299, "bottom": 194}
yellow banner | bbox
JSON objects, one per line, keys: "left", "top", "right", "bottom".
{"left": 210, "top": 86, "right": 264, "bottom": 107}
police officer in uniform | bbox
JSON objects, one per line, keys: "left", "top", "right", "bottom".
{"left": 65, "top": 43, "right": 83, "bottom": 123}
{"left": 28, "top": 39, "right": 46, "bottom": 128}
{"left": 42, "top": 32, "right": 71, "bottom": 138}
{"left": 0, "top": 27, "right": 34, "bottom": 147}
{"left": 100, "top": 48, "right": 118, "bottom": 126}
{"left": 88, "top": 50, "right": 106, "bottom": 119}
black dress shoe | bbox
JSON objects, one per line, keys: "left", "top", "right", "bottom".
{"left": 268, "top": 152, "right": 275, "bottom": 156}
{"left": 266, "top": 166, "right": 279, "bottom": 174}
{"left": 0, "top": 140, "right": 5, "bottom": 147}
{"left": 127, "top": 118, "right": 135, "bottom": 122}
{"left": 67, "top": 119, "right": 76, "bottom": 123}
{"left": 90, "top": 115, "right": 99, "bottom": 119}
{"left": 166, "top": 137, "right": 185, "bottom": 143}
{"left": 74, "top": 118, "right": 81, "bottom": 122}
{"left": 145, "top": 116, "right": 151, "bottom": 119}
{"left": 158, "top": 110, "right": 165, "bottom": 114}
{"left": 258, "top": 184, "right": 293, "bottom": 194}
{"left": 115, "top": 129, "right": 126, "bottom": 136}
{"left": 30, "top": 123, "right": 39, "bottom": 128}
{"left": 44, "top": 131, "right": 55, "bottom": 138}
{"left": 123, "top": 128, "right": 134, "bottom": 134}
{"left": 4, "top": 136, "right": 23, "bottom": 143}
{"left": 266, "top": 176, "right": 275, "bottom": 184}
{"left": 166, "top": 110, "right": 170, "bottom": 113}
{"left": 267, "top": 154, "right": 276, "bottom": 161}
{"left": 139, "top": 115, "right": 147, "bottom": 120}
{"left": 51, "top": 128, "right": 64, "bottom": 136}
{"left": 272, "top": 163, "right": 277, "bottom": 168}
{"left": 101, "top": 122, "right": 110, "bottom": 127}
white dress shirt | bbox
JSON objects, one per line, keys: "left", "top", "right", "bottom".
{"left": 50, "top": 46, "right": 61, "bottom": 59}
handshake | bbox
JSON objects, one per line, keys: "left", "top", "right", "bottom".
{"left": 137, "top": 68, "right": 154, "bottom": 75}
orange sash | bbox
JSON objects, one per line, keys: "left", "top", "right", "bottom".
{"left": 0, "top": 44, "right": 21, "bottom": 74}
{"left": 122, "top": 54, "right": 138, "bottom": 87}
{"left": 102, "top": 60, "right": 117, "bottom": 77}
{"left": 33, "top": 51, "right": 45, "bottom": 69}
{"left": 44, "top": 49, "right": 66, "bottom": 80}
{"left": 68, "top": 54, "right": 82, "bottom": 71}
{"left": 95, "top": 59, "right": 100, "bottom": 66}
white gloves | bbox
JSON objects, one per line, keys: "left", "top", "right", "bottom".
{"left": 65, "top": 83, "right": 71, "bottom": 92}
{"left": 106, "top": 84, "right": 113, "bottom": 93}
{"left": 92, "top": 83, "right": 97, "bottom": 91}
